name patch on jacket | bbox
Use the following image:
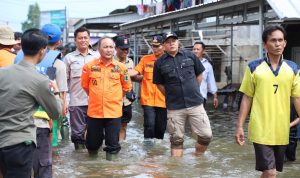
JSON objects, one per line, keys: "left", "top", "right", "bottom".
{"left": 91, "top": 65, "right": 101, "bottom": 72}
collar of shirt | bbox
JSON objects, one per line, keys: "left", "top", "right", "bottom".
{"left": 165, "top": 50, "right": 184, "bottom": 58}
{"left": 98, "top": 57, "right": 118, "bottom": 67}
{"left": 114, "top": 56, "right": 131, "bottom": 64}
{"left": 264, "top": 54, "right": 283, "bottom": 76}
{"left": 74, "top": 49, "right": 94, "bottom": 56}
{"left": 265, "top": 54, "right": 283, "bottom": 65}
{"left": 0, "top": 47, "right": 13, "bottom": 53}
{"left": 201, "top": 58, "right": 209, "bottom": 63}
{"left": 18, "top": 59, "right": 36, "bottom": 70}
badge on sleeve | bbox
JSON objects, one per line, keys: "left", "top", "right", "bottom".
{"left": 124, "top": 75, "right": 129, "bottom": 82}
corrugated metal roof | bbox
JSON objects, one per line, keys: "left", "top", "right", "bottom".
{"left": 267, "top": 0, "right": 300, "bottom": 19}
{"left": 120, "top": 0, "right": 258, "bottom": 30}
{"left": 74, "top": 12, "right": 143, "bottom": 30}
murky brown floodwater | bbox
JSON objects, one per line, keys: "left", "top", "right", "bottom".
{"left": 53, "top": 102, "right": 300, "bottom": 178}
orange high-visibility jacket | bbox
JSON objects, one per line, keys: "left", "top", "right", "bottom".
{"left": 135, "top": 54, "right": 166, "bottom": 108}
{"left": 81, "top": 58, "right": 132, "bottom": 118}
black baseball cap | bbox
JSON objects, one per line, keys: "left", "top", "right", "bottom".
{"left": 162, "top": 32, "right": 178, "bottom": 43}
{"left": 151, "top": 35, "right": 163, "bottom": 46}
{"left": 115, "top": 36, "right": 130, "bottom": 49}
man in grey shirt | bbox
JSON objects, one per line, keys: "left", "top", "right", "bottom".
{"left": 64, "top": 27, "right": 99, "bottom": 150}
{"left": 0, "top": 29, "right": 62, "bottom": 178}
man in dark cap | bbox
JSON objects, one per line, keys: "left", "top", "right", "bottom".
{"left": 114, "top": 36, "right": 136, "bottom": 142}
{"left": 153, "top": 32, "right": 212, "bottom": 157}
{"left": 129, "top": 35, "right": 167, "bottom": 144}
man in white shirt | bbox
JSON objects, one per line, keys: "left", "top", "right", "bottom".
{"left": 64, "top": 27, "right": 99, "bottom": 150}
{"left": 193, "top": 41, "right": 218, "bottom": 108}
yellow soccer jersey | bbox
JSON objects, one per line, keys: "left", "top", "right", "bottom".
{"left": 239, "top": 58, "right": 300, "bottom": 145}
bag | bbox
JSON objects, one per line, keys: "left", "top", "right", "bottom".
{"left": 46, "top": 66, "right": 56, "bottom": 80}
{"left": 125, "top": 90, "right": 136, "bottom": 102}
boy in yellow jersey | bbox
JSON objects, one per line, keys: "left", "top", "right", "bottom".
{"left": 235, "top": 25, "right": 300, "bottom": 178}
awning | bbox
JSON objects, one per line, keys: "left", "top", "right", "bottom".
{"left": 267, "top": 0, "right": 300, "bottom": 20}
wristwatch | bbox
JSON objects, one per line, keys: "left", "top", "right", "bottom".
{"left": 54, "top": 92, "right": 60, "bottom": 96}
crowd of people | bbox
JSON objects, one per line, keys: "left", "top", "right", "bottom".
{"left": 0, "top": 23, "right": 299, "bottom": 178}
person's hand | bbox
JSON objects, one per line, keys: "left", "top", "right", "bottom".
{"left": 49, "top": 80, "right": 59, "bottom": 93}
{"left": 213, "top": 97, "right": 219, "bottom": 108}
{"left": 62, "top": 104, "right": 68, "bottom": 117}
{"left": 235, "top": 127, "right": 245, "bottom": 146}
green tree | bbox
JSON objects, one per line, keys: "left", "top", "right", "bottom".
{"left": 22, "top": 3, "right": 40, "bottom": 31}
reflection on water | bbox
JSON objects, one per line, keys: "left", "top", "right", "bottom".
{"left": 53, "top": 103, "right": 300, "bottom": 178}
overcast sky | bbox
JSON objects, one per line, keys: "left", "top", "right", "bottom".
{"left": 0, "top": 0, "right": 146, "bottom": 32}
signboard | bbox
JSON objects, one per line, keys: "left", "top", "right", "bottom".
{"left": 40, "top": 10, "right": 66, "bottom": 29}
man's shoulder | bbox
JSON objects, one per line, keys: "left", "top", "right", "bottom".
{"left": 156, "top": 53, "right": 168, "bottom": 65}
{"left": 54, "top": 59, "right": 65, "bottom": 66}
{"left": 184, "top": 50, "right": 198, "bottom": 60}
{"left": 114, "top": 60, "right": 127, "bottom": 69}
{"left": 89, "top": 50, "right": 100, "bottom": 58}
{"left": 86, "top": 58, "right": 99, "bottom": 66}
{"left": 64, "top": 50, "right": 79, "bottom": 59}
{"left": 248, "top": 58, "right": 265, "bottom": 73}
{"left": 0, "top": 49, "right": 16, "bottom": 58}
{"left": 126, "top": 57, "right": 134, "bottom": 64}
{"left": 202, "top": 58, "right": 212, "bottom": 67}
{"left": 142, "top": 54, "right": 155, "bottom": 60}
{"left": 284, "top": 59, "right": 299, "bottom": 75}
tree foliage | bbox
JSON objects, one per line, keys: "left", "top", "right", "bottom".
{"left": 22, "top": 3, "right": 40, "bottom": 32}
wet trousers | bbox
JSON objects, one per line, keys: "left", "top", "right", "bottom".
{"left": 33, "top": 128, "right": 52, "bottom": 178}
{"left": 69, "top": 106, "right": 88, "bottom": 144}
{"left": 143, "top": 106, "right": 167, "bottom": 139}
{"left": 0, "top": 142, "right": 35, "bottom": 178}
{"left": 86, "top": 117, "right": 121, "bottom": 153}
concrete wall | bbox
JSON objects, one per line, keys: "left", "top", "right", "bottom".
{"left": 219, "top": 25, "right": 260, "bottom": 84}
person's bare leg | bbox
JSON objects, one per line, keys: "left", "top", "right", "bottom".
{"left": 119, "top": 123, "right": 127, "bottom": 142}
{"left": 260, "top": 169, "right": 277, "bottom": 178}
{"left": 171, "top": 148, "right": 183, "bottom": 157}
{"left": 195, "top": 143, "right": 207, "bottom": 155}
{"left": 0, "top": 169, "right": 3, "bottom": 178}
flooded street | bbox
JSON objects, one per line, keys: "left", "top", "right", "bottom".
{"left": 53, "top": 103, "right": 300, "bottom": 178}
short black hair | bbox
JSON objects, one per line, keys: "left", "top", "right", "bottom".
{"left": 74, "top": 27, "right": 90, "bottom": 38}
{"left": 262, "top": 25, "right": 287, "bottom": 43}
{"left": 22, "top": 28, "right": 48, "bottom": 56}
{"left": 193, "top": 41, "right": 206, "bottom": 50}
{"left": 14, "top": 32, "right": 22, "bottom": 40}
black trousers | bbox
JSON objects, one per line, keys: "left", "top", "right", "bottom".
{"left": 85, "top": 117, "right": 121, "bottom": 153}
{"left": 143, "top": 106, "right": 167, "bottom": 139}
{"left": 0, "top": 142, "right": 35, "bottom": 178}
{"left": 33, "top": 128, "right": 52, "bottom": 178}
{"left": 121, "top": 104, "right": 132, "bottom": 123}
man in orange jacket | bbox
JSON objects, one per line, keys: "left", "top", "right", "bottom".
{"left": 129, "top": 35, "right": 167, "bottom": 144}
{"left": 0, "top": 25, "right": 17, "bottom": 68}
{"left": 81, "top": 37, "right": 132, "bottom": 160}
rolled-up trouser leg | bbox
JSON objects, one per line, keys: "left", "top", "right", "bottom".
{"left": 167, "top": 108, "right": 187, "bottom": 149}
{"left": 69, "top": 106, "right": 88, "bottom": 144}
{"left": 188, "top": 105, "right": 212, "bottom": 146}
